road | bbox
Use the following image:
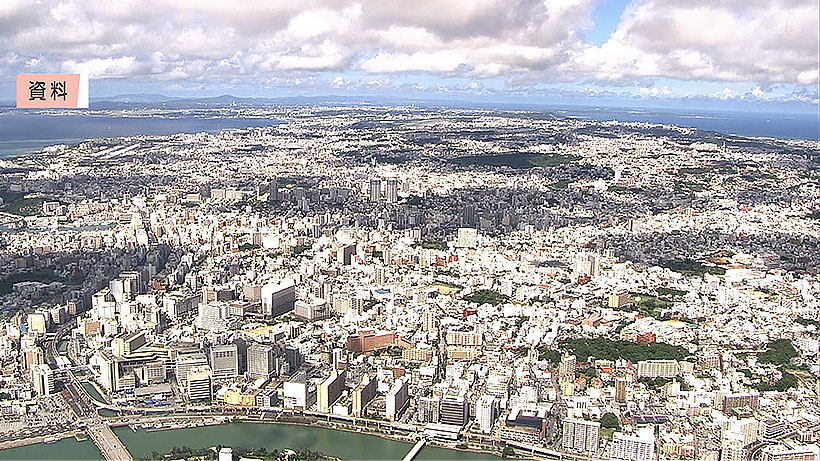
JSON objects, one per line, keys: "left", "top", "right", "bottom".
{"left": 87, "top": 423, "right": 132, "bottom": 461}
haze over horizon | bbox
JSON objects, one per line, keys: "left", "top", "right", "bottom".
{"left": 0, "top": 0, "right": 818, "bottom": 114}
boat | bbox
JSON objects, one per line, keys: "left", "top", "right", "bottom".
{"left": 44, "top": 436, "right": 59, "bottom": 444}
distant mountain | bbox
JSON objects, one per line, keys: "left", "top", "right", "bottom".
{"left": 94, "top": 93, "right": 183, "bottom": 103}
{"left": 89, "top": 93, "right": 476, "bottom": 109}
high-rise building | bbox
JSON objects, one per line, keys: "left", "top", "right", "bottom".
{"left": 456, "top": 228, "right": 478, "bottom": 248}
{"left": 385, "top": 378, "right": 410, "bottom": 421}
{"left": 261, "top": 279, "right": 296, "bottom": 318}
{"left": 352, "top": 375, "right": 377, "bottom": 417}
{"left": 440, "top": 393, "right": 469, "bottom": 427}
{"left": 611, "top": 428, "right": 656, "bottom": 461}
{"left": 317, "top": 370, "right": 346, "bottom": 413}
{"left": 22, "top": 346, "right": 45, "bottom": 370}
{"left": 283, "top": 372, "right": 314, "bottom": 410}
{"left": 187, "top": 365, "right": 213, "bottom": 401}
{"left": 418, "top": 396, "right": 440, "bottom": 423}
{"left": 369, "top": 179, "right": 381, "bottom": 202}
{"left": 175, "top": 351, "right": 209, "bottom": 386}
{"left": 386, "top": 178, "right": 398, "bottom": 203}
{"left": 562, "top": 418, "right": 600, "bottom": 454}
{"left": 721, "top": 393, "right": 760, "bottom": 413}
{"left": 422, "top": 308, "right": 438, "bottom": 333}
{"left": 608, "top": 291, "right": 631, "bottom": 309}
{"left": 573, "top": 252, "right": 600, "bottom": 279}
{"left": 27, "top": 312, "right": 48, "bottom": 335}
{"left": 112, "top": 331, "right": 147, "bottom": 357}
{"left": 294, "top": 299, "right": 332, "bottom": 321}
{"left": 269, "top": 178, "right": 279, "bottom": 202}
{"left": 285, "top": 346, "right": 303, "bottom": 372}
{"left": 559, "top": 354, "right": 577, "bottom": 382}
{"left": 32, "top": 364, "right": 54, "bottom": 396}
{"left": 197, "top": 302, "right": 228, "bottom": 331}
{"left": 615, "top": 377, "right": 627, "bottom": 403}
{"left": 462, "top": 205, "right": 476, "bottom": 227}
{"left": 209, "top": 343, "right": 239, "bottom": 380}
{"left": 720, "top": 431, "right": 747, "bottom": 461}
{"left": 247, "top": 343, "right": 277, "bottom": 380}
{"left": 98, "top": 349, "right": 119, "bottom": 392}
{"left": 476, "top": 395, "right": 498, "bottom": 434}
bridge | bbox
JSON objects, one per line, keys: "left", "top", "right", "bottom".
{"left": 87, "top": 423, "right": 132, "bottom": 461}
{"left": 402, "top": 439, "right": 426, "bottom": 461}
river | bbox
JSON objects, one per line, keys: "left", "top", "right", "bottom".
{"left": 0, "top": 422, "right": 501, "bottom": 460}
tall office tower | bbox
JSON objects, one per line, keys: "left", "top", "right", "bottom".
{"left": 187, "top": 365, "right": 213, "bottom": 402}
{"left": 269, "top": 178, "right": 279, "bottom": 202}
{"left": 22, "top": 346, "right": 45, "bottom": 370}
{"left": 476, "top": 395, "right": 498, "bottom": 434}
{"left": 32, "top": 364, "right": 54, "bottom": 396}
{"left": 462, "top": 204, "right": 476, "bottom": 227}
{"left": 98, "top": 349, "right": 119, "bottom": 392}
{"left": 562, "top": 418, "right": 601, "bottom": 454}
{"left": 285, "top": 345, "right": 303, "bottom": 372}
{"left": 573, "top": 251, "right": 601, "bottom": 279}
{"left": 352, "top": 376, "right": 378, "bottom": 417}
{"left": 439, "top": 393, "right": 470, "bottom": 427}
{"left": 317, "top": 370, "right": 346, "bottom": 413}
{"left": 209, "top": 343, "right": 239, "bottom": 380}
{"left": 261, "top": 279, "right": 296, "bottom": 318}
{"left": 385, "top": 378, "right": 410, "bottom": 421}
{"left": 175, "top": 351, "right": 209, "bottom": 386}
{"left": 112, "top": 331, "right": 147, "bottom": 357}
{"left": 369, "top": 179, "right": 381, "bottom": 202}
{"left": 247, "top": 343, "right": 277, "bottom": 380}
{"left": 615, "top": 377, "right": 627, "bottom": 403}
{"left": 417, "top": 396, "right": 440, "bottom": 423}
{"left": 611, "top": 428, "right": 656, "bottom": 461}
{"left": 386, "top": 178, "right": 398, "bottom": 203}
{"left": 422, "top": 308, "right": 438, "bottom": 333}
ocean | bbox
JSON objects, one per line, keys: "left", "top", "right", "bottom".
{"left": 0, "top": 114, "right": 280, "bottom": 157}
{"left": 558, "top": 106, "right": 819, "bottom": 141}
{"left": 0, "top": 107, "right": 816, "bottom": 158}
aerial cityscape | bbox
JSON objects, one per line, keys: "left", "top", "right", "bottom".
{"left": 0, "top": 1, "right": 818, "bottom": 461}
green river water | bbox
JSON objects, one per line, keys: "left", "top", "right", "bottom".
{"left": 0, "top": 422, "right": 501, "bottom": 460}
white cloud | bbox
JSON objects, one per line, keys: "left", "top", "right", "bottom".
{"left": 0, "top": 0, "right": 814, "bottom": 102}
{"left": 574, "top": 0, "right": 819, "bottom": 86}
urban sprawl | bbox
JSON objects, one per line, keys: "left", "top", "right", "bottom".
{"left": 0, "top": 105, "right": 819, "bottom": 461}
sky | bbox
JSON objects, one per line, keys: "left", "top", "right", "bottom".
{"left": 0, "top": 0, "right": 818, "bottom": 112}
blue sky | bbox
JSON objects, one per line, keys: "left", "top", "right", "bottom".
{"left": 0, "top": 0, "right": 817, "bottom": 113}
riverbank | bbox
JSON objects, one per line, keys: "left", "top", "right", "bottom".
{"left": 115, "top": 421, "right": 502, "bottom": 461}
{"left": 127, "top": 416, "right": 503, "bottom": 460}
{"left": 0, "top": 419, "right": 503, "bottom": 460}
{"left": 0, "top": 429, "right": 84, "bottom": 451}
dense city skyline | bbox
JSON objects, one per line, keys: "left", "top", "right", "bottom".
{"left": 0, "top": 1, "right": 818, "bottom": 460}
